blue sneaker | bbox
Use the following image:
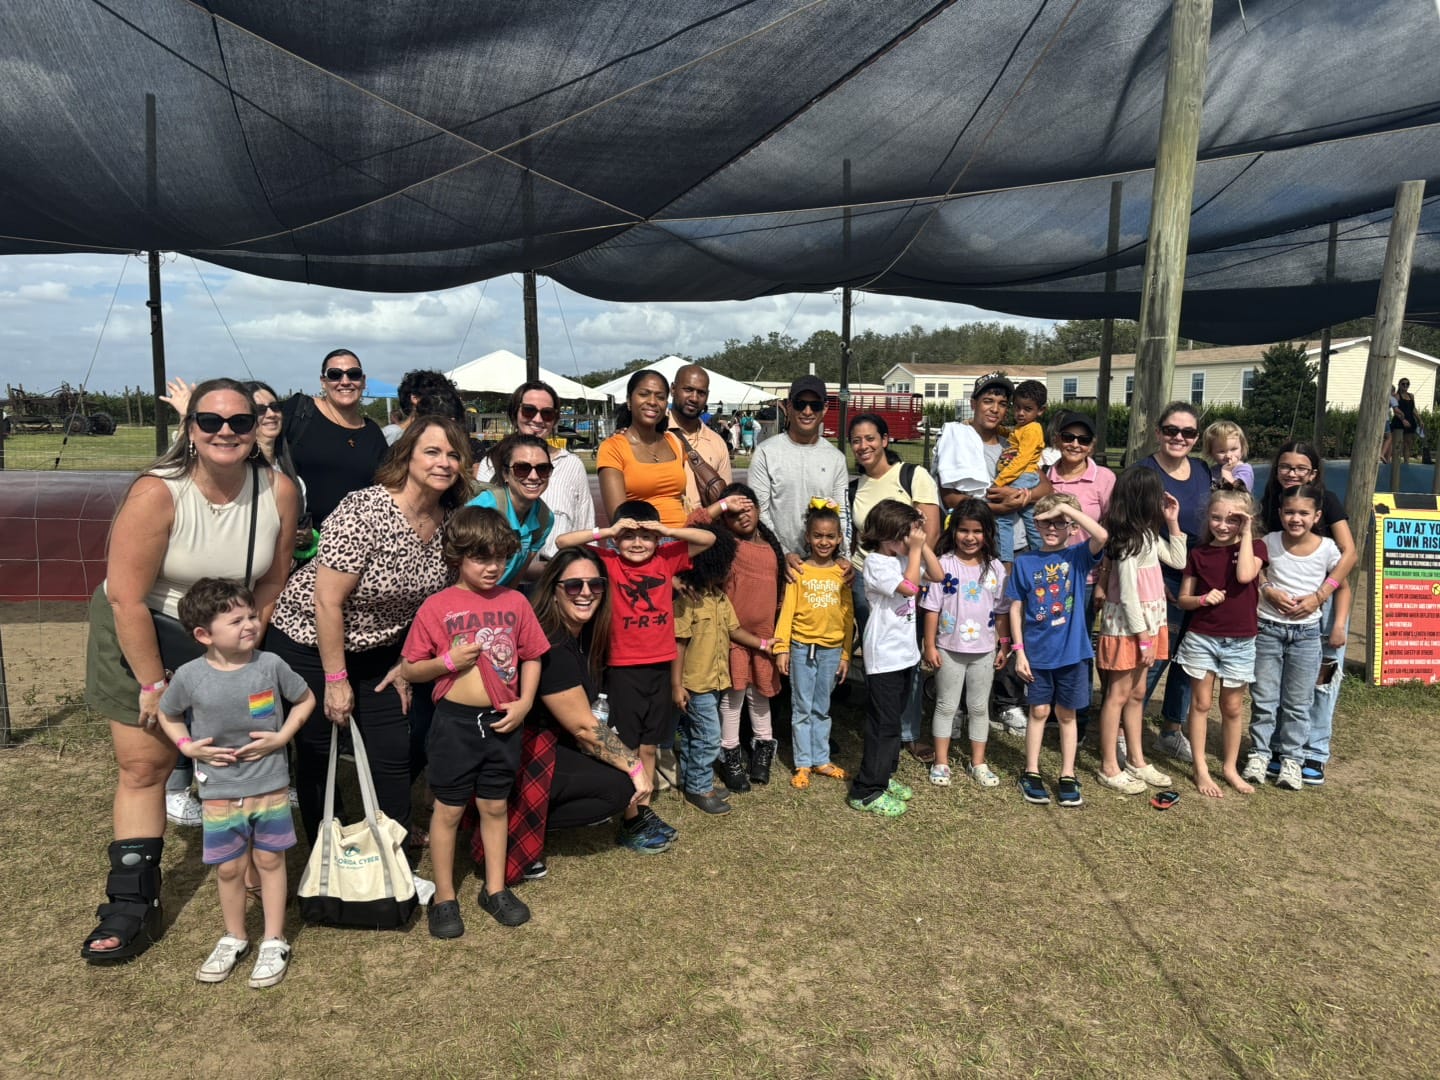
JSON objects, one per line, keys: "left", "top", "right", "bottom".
{"left": 638, "top": 805, "right": 677, "bottom": 841}
{"left": 1018, "top": 772, "right": 1051, "bottom": 805}
{"left": 1266, "top": 756, "right": 1282, "bottom": 778}
{"left": 1301, "top": 760, "right": 1326, "bottom": 786}
{"left": 616, "top": 815, "right": 671, "bottom": 854}
{"left": 1057, "top": 775, "right": 1084, "bottom": 807}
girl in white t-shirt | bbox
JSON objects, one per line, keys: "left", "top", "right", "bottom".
{"left": 920, "top": 498, "right": 1009, "bottom": 788}
{"left": 1246, "top": 485, "right": 1347, "bottom": 791}
{"left": 849, "top": 499, "right": 942, "bottom": 817}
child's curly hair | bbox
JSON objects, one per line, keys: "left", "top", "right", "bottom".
{"left": 676, "top": 524, "right": 737, "bottom": 594}
{"left": 802, "top": 503, "right": 845, "bottom": 556}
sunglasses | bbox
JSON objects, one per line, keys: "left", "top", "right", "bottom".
{"left": 255, "top": 401, "right": 283, "bottom": 415}
{"left": 519, "top": 404, "right": 559, "bottom": 423}
{"left": 324, "top": 367, "right": 364, "bottom": 382}
{"left": 507, "top": 461, "right": 554, "bottom": 480}
{"left": 558, "top": 577, "right": 606, "bottom": 598}
{"left": 1159, "top": 424, "right": 1199, "bottom": 440}
{"left": 191, "top": 412, "right": 256, "bottom": 435}
{"left": 791, "top": 398, "right": 824, "bottom": 413}
{"left": 1059, "top": 430, "right": 1094, "bottom": 446}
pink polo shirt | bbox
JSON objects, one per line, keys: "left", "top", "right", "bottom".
{"left": 1047, "top": 458, "right": 1114, "bottom": 543}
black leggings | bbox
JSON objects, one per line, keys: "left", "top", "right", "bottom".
{"left": 546, "top": 744, "right": 634, "bottom": 830}
{"left": 267, "top": 627, "right": 414, "bottom": 844}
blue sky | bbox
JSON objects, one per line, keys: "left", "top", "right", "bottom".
{"left": 0, "top": 252, "right": 1054, "bottom": 395}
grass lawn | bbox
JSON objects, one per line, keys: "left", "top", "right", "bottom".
{"left": 1, "top": 607, "right": 1436, "bottom": 1078}
{"left": 1, "top": 426, "right": 167, "bottom": 472}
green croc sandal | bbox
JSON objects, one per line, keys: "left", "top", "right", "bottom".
{"left": 886, "top": 778, "right": 915, "bottom": 802}
{"left": 848, "top": 793, "right": 907, "bottom": 817}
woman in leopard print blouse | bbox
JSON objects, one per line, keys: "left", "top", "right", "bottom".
{"left": 270, "top": 417, "right": 473, "bottom": 842}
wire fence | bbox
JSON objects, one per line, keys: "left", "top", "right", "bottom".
{"left": 1, "top": 425, "right": 166, "bottom": 473}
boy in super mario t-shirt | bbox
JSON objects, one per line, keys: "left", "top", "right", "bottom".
{"left": 554, "top": 499, "right": 714, "bottom": 849}
{"left": 401, "top": 507, "right": 549, "bottom": 938}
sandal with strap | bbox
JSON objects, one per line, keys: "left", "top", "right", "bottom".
{"left": 790, "top": 767, "right": 811, "bottom": 790}
{"left": 811, "top": 762, "right": 847, "bottom": 780}
{"left": 903, "top": 740, "right": 936, "bottom": 765}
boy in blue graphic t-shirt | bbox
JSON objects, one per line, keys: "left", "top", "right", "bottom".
{"left": 1003, "top": 493, "right": 1108, "bottom": 808}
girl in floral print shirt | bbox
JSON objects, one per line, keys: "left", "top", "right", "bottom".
{"left": 920, "top": 499, "right": 1010, "bottom": 788}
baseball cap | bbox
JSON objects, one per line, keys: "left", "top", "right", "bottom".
{"left": 1054, "top": 410, "right": 1095, "bottom": 436}
{"left": 971, "top": 374, "right": 1014, "bottom": 400}
{"left": 788, "top": 375, "right": 826, "bottom": 402}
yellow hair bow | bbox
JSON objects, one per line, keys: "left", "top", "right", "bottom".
{"left": 808, "top": 497, "right": 839, "bottom": 510}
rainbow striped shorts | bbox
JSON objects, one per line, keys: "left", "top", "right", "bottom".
{"left": 201, "top": 788, "right": 297, "bottom": 865}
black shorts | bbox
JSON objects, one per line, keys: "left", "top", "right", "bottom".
{"left": 607, "top": 663, "right": 672, "bottom": 749}
{"left": 426, "top": 699, "right": 522, "bottom": 804}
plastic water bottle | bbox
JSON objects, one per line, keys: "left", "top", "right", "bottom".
{"left": 592, "top": 693, "right": 610, "bottom": 726}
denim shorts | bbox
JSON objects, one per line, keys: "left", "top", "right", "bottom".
{"left": 1027, "top": 660, "right": 1090, "bottom": 711}
{"left": 1174, "top": 630, "right": 1256, "bottom": 689}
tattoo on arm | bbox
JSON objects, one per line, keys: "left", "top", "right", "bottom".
{"left": 581, "top": 720, "right": 633, "bottom": 768}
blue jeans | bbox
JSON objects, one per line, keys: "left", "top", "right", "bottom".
{"left": 995, "top": 471, "right": 1042, "bottom": 560}
{"left": 790, "top": 644, "right": 842, "bottom": 767}
{"left": 1306, "top": 597, "right": 1344, "bottom": 763}
{"left": 1143, "top": 594, "right": 1192, "bottom": 729}
{"left": 1250, "top": 619, "right": 1322, "bottom": 763}
{"left": 678, "top": 690, "right": 723, "bottom": 795}
{"left": 852, "top": 574, "right": 925, "bottom": 743}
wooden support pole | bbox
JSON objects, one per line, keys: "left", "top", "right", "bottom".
{"left": 1312, "top": 221, "right": 1339, "bottom": 450}
{"left": 1346, "top": 181, "right": 1425, "bottom": 592}
{"left": 1126, "top": 0, "right": 1214, "bottom": 462}
{"left": 1095, "top": 180, "right": 1123, "bottom": 465}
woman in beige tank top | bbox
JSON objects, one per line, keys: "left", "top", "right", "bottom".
{"left": 81, "top": 378, "right": 298, "bottom": 963}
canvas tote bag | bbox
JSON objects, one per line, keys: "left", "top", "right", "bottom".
{"left": 298, "top": 722, "right": 417, "bottom": 929}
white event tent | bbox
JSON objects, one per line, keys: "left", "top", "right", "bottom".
{"left": 447, "top": 349, "right": 610, "bottom": 402}
{"left": 590, "top": 356, "right": 774, "bottom": 411}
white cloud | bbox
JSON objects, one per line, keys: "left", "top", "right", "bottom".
{"left": 2, "top": 254, "right": 1055, "bottom": 392}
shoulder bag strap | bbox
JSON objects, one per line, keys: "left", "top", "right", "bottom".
{"left": 243, "top": 461, "right": 260, "bottom": 587}
{"left": 316, "top": 724, "right": 340, "bottom": 897}
{"left": 347, "top": 720, "right": 400, "bottom": 900}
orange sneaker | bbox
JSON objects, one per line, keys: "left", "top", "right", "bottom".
{"left": 790, "top": 767, "right": 811, "bottom": 790}
{"left": 811, "top": 762, "right": 847, "bottom": 780}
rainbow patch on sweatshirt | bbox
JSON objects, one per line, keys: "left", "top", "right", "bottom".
{"left": 248, "top": 689, "right": 277, "bottom": 722}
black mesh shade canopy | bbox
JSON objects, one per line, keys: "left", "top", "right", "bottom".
{"left": 3, "top": 0, "right": 1439, "bottom": 342}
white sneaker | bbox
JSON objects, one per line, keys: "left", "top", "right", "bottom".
{"left": 1095, "top": 769, "right": 1147, "bottom": 795}
{"left": 1156, "top": 728, "right": 1194, "bottom": 763}
{"left": 196, "top": 935, "right": 249, "bottom": 983}
{"left": 1275, "top": 759, "right": 1304, "bottom": 791}
{"left": 1241, "top": 753, "right": 1269, "bottom": 784}
{"left": 967, "top": 763, "right": 1000, "bottom": 788}
{"left": 166, "top": 790, "right": 203, "bottom": 827}
{"left": 248, "top": 938, "right": 291, "bottom": 988}
{"left": 1000, "top": 706, "right": 1028, "bottom": 737}
{"left": 1125, "top": 762, "right": 1173, "bottom": 788}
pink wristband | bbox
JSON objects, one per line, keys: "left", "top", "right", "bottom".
{"left": 442, "top": 652, "right": 457, "bottom": 673}
{"left": 140, "top": 678, "right": 168, "bottom": 693}
{"left": 593, "top": 527, "right": 602, "bottom": 540}
{"left": 324, "top": 669, "right": 349, "bottom": 683}
{"left": 175, "top": 736, "right": 192, "bottom": 750}
{"left": 1012, "top": 642, "right": 1025, "bottom": 651}
{"left": 1325, "top": 576, "right": 1341, "bottom": 590}
{"left": 628, "top": 761, "right": 645, "bottom": 779}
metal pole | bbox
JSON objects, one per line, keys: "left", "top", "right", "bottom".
{"left": 1346, "top": 181, "right": 1425, "bottom": 586}
{"left": 1126, "top": 0, "right": 1214, "bottom": 463}
{"left": 0, "top": 626, "right": 10, "bottom": 746}
{"left": 1312, "top": 222, "right": 1339, "bottom": 450}
{"left": 1096, "top": 180, "right": 1123, "bottom": 466}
